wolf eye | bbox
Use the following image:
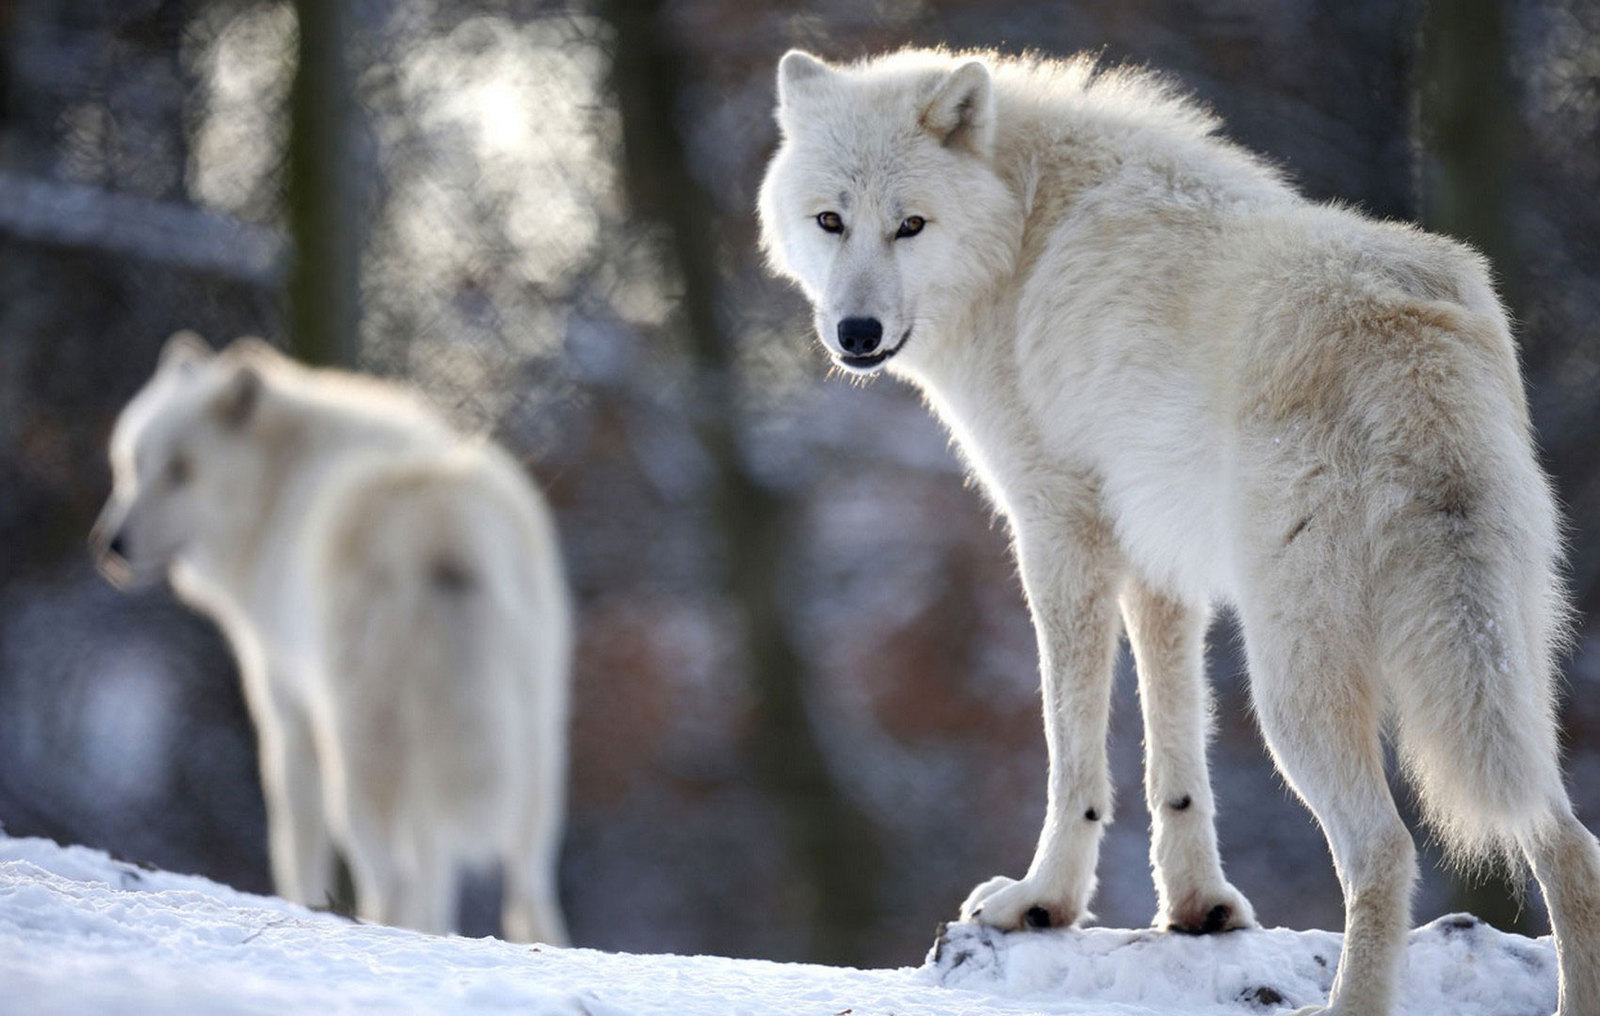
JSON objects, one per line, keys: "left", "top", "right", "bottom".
{"left": 165, "top": 453, "right": 192, "bottom": 488}
{"left": 816, "top": 211, "right": 844, "bottom": 234}
{"left": 895, "top": 216, "right": 926, "bottom": 239}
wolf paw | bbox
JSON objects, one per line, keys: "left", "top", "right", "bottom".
{"left": 1288, "top": 1007, "right": 1329, "bottom": 1016}
{"left": 1160, "top": 881, "right": 1257, "bottom": 934}
{"left": 959, "top": 874, "right": 1082, "bottom": 931}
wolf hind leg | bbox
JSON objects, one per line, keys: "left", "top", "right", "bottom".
{"left": 1518, "top": 807, "right": 1600, "bottom": 1015}
{"left": 503, "top": 789, "right": 569, "bottom": 945}
{"left": 504, "top": 854, "right": 568, "bottom": 946}
{"left": 339, "top": 804, "right": 401, "bottom": 929}
{"left": 1242, "top": 595, "right": 1415, "bottom": 1016}
{"left": 1121, "top": 580, "right": 1254, "bottom": 933}
{"left": 390, "top": 834, "right": 455, "bottom": 936}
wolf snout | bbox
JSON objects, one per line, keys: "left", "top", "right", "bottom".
{"left": 89, "top": 518, "right": 134, "bottom": 587}
{"left": 88, "top": 514, "right": 123, "bottom": 561}
{"left": 837, "top": 316, "right": 883, "bottom": 356}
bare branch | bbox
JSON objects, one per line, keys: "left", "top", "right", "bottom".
{"left": 0, "top": 171, "right": 285, "bottom": 286}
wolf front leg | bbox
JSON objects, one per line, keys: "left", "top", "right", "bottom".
{"left": 1121, "top": 580, "right": 1255, "bottom": 934}
{"left": 256, "top": 684, "right": 338, "bottom": 909}
{"left": 961, "top": 493, "right": 1124, "bottom": 930}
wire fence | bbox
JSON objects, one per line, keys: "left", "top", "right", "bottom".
{"left": 2, "top": 0, "right": 1599, "bottom": 965}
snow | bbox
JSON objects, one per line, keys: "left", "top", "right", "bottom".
{"left": 0, "top": 833, "right": 1559, "bottom": 1015}
{"left": 929, "top": 920, "right": 1556, "bottom": 1014}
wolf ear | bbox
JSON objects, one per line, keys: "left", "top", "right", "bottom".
{"left": 777, "top": 50, "right": 832, "bottom": 109}
{"left": 221, "top": 335, "right": 284, "bottom": 365}
{"left": 210, "top": 363, "right": 263, "bottom": 431}
{"left": 921, "top": 60, "right": 995, "bottom": 157}
{"left": 160, "top": 330, "right": 213, "bottom": 374}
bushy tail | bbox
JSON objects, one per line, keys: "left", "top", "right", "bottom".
{"left": 1369, "top": 308, "right": 1573, "bottom": 869}
{"left": 322, "top": 454, "right": 553, "bottom": 853}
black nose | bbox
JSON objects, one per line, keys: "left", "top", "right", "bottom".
{"left": 107, "top": 530, "right": 128, "bottom": 561}
{"left": 837, "top": 317, "right": 883, "bottom": 356}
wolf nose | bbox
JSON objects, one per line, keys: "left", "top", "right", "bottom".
{"left": 107, "top": 530, "right": 129, "bottom": 561}
{"left": 837, "top": 317, "right": 883, "bottom": 356}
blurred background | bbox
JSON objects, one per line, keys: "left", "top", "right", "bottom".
{"left": 1, "top": 0, "right": 1598, "bottom": 969}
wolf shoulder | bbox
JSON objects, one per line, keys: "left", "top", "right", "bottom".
{"left": 1015, "top": 129, "right": 1497, "bottom": 335}
{"left": 1011, "top": 149, "right": 1514, "bottom": 400}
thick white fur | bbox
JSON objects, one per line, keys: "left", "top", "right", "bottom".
{"left": 95, "top": 337, "right": 572, "bottom": 943}
{"left": 759, "top": 48, "right": 1600, "bottom": 1015}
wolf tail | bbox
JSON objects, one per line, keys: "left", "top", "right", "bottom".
{"left": 1370, "top": 304, "right": 1574, "bottom": 868}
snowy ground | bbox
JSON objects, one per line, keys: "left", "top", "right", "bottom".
{"left": 0, "top": 833, "right": 1559, "bottom": 1015}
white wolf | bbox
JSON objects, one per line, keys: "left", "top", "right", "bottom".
{"left": 93, "top": 335, "right": 572, "bottom": 944}
{"left": 758, "top": 48, "right": 1600, "bottom": 1015}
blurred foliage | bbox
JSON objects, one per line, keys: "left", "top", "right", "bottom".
{"left": 0, "top": 0, "right": 1597, "bottom": 967}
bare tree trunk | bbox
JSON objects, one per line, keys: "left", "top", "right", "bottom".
{"left": 1418, "top": 0, "right": 1517, "bottom": 306}
{"left": 1417, "top": 0, "right": 1534, "bottom": 937}
{"left": 283, "top": 3, "right": 361, "bottom": 912}
{"left": 286, "top": 0, "right": 359, "bottom": 367}
{"left": 600, "top": 0, "right": 884, "bottom": 965}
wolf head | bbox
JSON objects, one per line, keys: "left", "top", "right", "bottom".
{"left": 757, "top": 49, "right": 1022, "bottom": 377}
{"left": 92, "top": 333, "right": 284, "bottom": 589}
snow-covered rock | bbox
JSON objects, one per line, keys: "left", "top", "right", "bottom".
{"left": 925, "top": 914, "right": 1556, "bottom": 1014}
{"left": 0, "top": 834, "right": 1559, "bottom": 1015}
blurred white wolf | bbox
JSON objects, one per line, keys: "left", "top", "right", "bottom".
{"left": 759, "top": 48, "right": 1600, "bottom": 1015}
{"left": 93, "top": 335, "right": 571, "bottom": 944}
